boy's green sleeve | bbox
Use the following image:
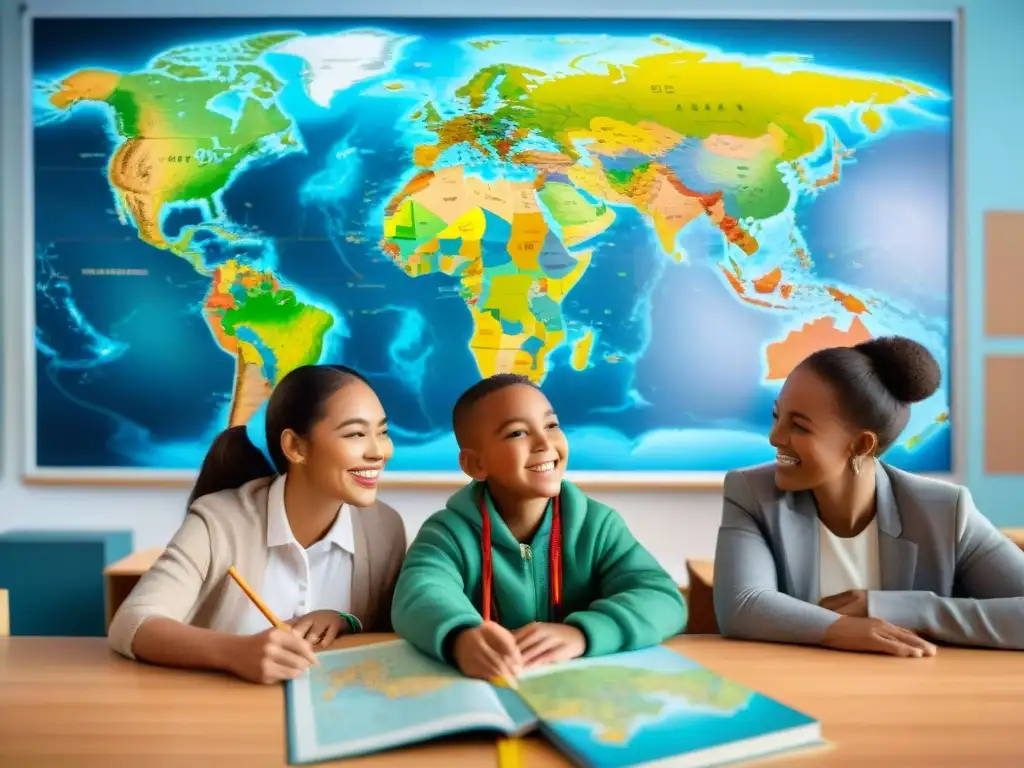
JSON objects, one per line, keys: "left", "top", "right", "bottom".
{"left": 564, "top": 509, "right": 687, "bottom": 656}
{"left": 390, "top": 518, "right": 483, "bottom": 661}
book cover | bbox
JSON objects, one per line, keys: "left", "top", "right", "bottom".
{"left": 515, "top": 646, "right": 822, "bottom": 768}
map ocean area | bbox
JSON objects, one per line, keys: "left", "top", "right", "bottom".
{"left": 285, "top": 640, "right": 821, "bottom": 767}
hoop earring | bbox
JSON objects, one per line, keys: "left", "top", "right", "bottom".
{"left": 850, "top": 455, "right": 863, "bottom": 475}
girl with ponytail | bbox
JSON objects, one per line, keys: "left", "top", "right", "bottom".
{"left": 108, "top": 364, "right": 407, "bottom": 683}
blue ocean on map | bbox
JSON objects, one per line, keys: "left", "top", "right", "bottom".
{"left": 31, "top": 16, "right": 954, "bottom": 474}
{"left": 287, "top": 639, "right": 534, "bottom": 763}
{"left": 548, "top": 696, "right": 815, "bottom": 768}
{"left": 519, "top": 645, "right": 818, "bottom": 768}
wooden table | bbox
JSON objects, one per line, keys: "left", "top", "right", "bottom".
{"left": 103, "top": 548, "right": 163, "bottom": 630}
{"left": 1, "top": 634, "right": 1022, "bottom": 767}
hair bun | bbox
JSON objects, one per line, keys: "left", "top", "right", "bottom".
{"left": 854, "top": 336, "right": 941, "bottom": 404}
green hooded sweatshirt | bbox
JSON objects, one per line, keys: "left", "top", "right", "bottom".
{"left": 391, "top": 480, "right": 687, "bottom": 662}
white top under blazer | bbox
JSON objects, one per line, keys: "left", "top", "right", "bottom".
{"left": 235, "top": 474, "right": 355, "bottom": 634}
{"left": 818, "top": 517, "right": 882, "bottom": 599}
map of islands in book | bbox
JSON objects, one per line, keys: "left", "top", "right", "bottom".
{"left": 285, "top": 640, "right": 821, "bottom": 767}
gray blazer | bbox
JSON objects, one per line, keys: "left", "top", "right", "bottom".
{"left": 713, "top": 461, "right": 1024, "bottom": 650}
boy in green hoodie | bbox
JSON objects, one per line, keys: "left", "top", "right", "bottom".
{"left": 391, "top": 374, "right": 687, "bottom": 682}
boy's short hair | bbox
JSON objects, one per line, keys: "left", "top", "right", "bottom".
{"left": 452, "top": 373, "right": 537, "bottom": 449}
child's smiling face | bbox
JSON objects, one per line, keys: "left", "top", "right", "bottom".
{"left": 457, "top": 383, "right": 568, "bottom": 500}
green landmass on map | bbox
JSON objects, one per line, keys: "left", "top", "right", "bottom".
{"left": 517, "top": 664, "right": 752, "bottom": 744}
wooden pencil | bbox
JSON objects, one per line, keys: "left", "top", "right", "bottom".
{"left": 227, "top": 565, "right": 290, "bottom": 631}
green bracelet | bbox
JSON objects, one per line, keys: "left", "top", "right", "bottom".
{"left": 337, "top": 612, "right": 363, "bottom": 634}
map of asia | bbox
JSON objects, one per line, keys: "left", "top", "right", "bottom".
{"left": 31, "top": 17, "right": 954, "bottom": 477}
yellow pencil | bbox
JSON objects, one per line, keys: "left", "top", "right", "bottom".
{"left": 227, "top": 565, "right": 290, "bottom": 632}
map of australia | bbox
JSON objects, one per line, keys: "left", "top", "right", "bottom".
{"left": 31, "top": 17, "right": 954, "bottom": 474}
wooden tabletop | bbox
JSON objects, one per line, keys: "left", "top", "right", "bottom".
{"left": 1, "top": 634, "right": 1021, "bottom": 767}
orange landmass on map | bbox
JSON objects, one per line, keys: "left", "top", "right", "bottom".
{"left": 720, "top": 264, "right": 745, "bottom": 295}
{"left": 826, "top": 286, "right": 870, "bottom": 314}
{"left": 230, "top": 351, "right": 272, "bottom": 427}
{"left": 765, "top": 316, "right": 873, "bottom": 380}
{"left": 666, "top": 182, "right": 758, "bottom": 256}
{"left": 510, "top": 150, "right": 575, "bottom": 173}
{"left": 386, "top": 171, "right": 435, "bottom": 215}
{"left": 753, "top": 267, "right": 783, "bottom": 294}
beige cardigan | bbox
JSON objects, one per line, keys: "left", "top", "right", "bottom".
{"left": 108, "top": 477, "right": 407, "bottom": 659}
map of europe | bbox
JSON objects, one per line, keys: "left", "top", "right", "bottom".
{"left": 31, "top": 17, "right": 954, "bottom": 475}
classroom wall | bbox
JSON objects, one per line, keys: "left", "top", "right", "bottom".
{"left": 2, "top": 0, "right": 1022, "bottom": 586}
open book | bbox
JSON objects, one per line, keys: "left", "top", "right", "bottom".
{"left": 285, "top": 639, "right": 821, "bottom": 767}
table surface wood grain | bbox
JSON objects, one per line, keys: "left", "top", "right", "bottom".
{"left": 1, "top": 633, "right": 1022, "bottom": 767}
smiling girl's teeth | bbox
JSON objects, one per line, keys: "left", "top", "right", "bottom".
{"left": 351, "top": 469, "right": 380, "bottom": 478}
{"left": 528, "top": 461, "right": 555, "bottom": 472}
{"left": 776, "top": 454, "right": 800, "bottom": 466}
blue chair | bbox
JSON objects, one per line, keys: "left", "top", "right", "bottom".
{"left": 0, "top": 530, "right": 133, "bottom": 636}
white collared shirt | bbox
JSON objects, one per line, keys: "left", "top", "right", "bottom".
{"left": 236, "top": 474, "right": 355, "bottom": 635}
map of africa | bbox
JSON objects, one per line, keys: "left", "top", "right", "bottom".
{"left": 31, "top": 17, "right": 954, "bottom": 477}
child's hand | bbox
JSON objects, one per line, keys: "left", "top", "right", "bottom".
{"left": 514, "top": 622, "right": 587, "bottom": 667}
{"left": 452, "top": 621, "right": 523, "bottom": 681}
{"left": 291, "top": 610, "right": 346, "bottom": 648}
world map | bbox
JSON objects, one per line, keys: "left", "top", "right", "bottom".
{"left": 31, "top": 17, "right": 954, "bottom": 476}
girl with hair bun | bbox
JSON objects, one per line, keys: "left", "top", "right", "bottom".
{"left": 714, "top": 336, "right": 1024, "bottom": 653}
{"left": 108, "top": 364, "right": 407, "bottom": 683}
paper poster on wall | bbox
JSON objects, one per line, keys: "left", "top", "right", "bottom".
{"left": 27, "top": 14, "right": 956, "bottom": 484}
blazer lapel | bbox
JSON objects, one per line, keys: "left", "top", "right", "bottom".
{"left": 874, "top": 462, "right": 918, "bottom": 590}
{"left": 778, "top": 491, "right": 821, "bottom": 603}
{"left": 349, "top": 508, "right": 371, "bottom": 624}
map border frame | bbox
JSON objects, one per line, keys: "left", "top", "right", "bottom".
{"left": 19, "top": 7, "right": 966, "bottom": 489}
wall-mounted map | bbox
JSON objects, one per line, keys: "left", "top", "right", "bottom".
{"left": 30, "top": 16, "right": 955, "bottom": 482}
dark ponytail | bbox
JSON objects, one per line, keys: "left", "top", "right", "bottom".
{"left": 187, "top": 364, "right": 369, "bottom": 507}
{"left": 187, "top": 426, "right": 273, "bottom": 507}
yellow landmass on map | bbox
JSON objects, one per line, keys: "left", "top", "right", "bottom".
{"left": 495, "top": 48, "right": 930, "bottom": 162}
{"left": 571, "top": 330, "right": 595, "bottom": 371}
{"left": 380, "top": 166, "right": 592, "bottom": 382}
{"left": 322, "top": 660, "right": 453, "bottom": 701}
